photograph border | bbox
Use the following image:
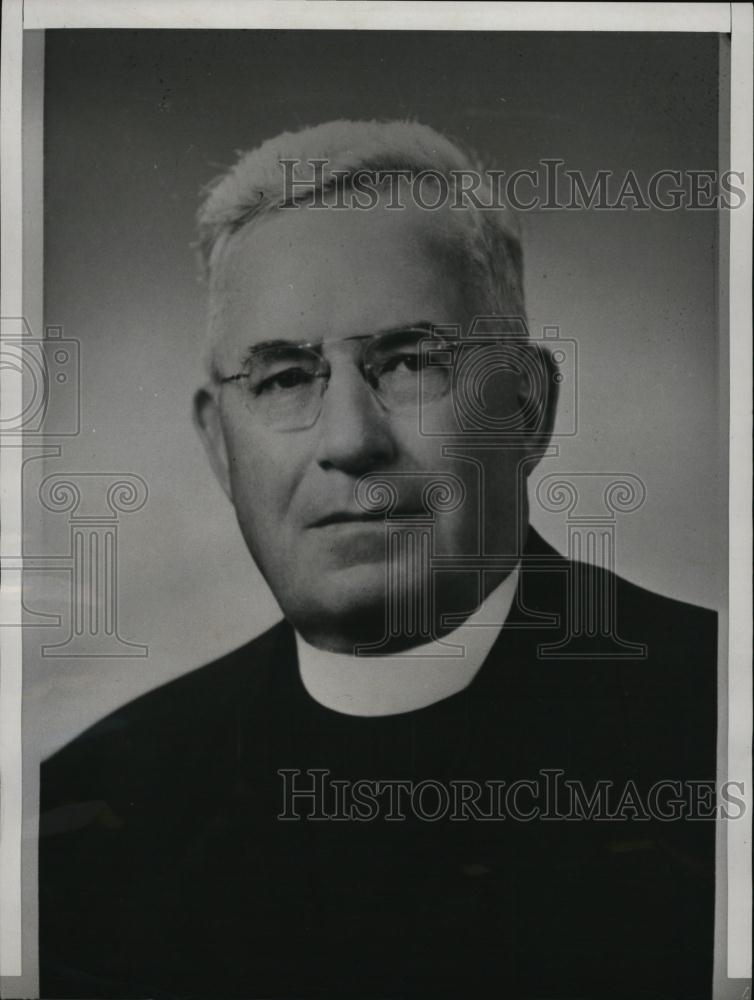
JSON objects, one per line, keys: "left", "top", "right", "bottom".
{"left": 1, "top": 2, "right": 750, "bottom": 996}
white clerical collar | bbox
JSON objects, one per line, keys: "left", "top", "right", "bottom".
{"left": 295, "top": 566, "right": 519, "bottom": 718}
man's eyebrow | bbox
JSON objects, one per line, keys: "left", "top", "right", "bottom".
{"left": 241, "top": 340, "right": 302, "bottom": 360}
{"left": 364, "top": 320, "right": 437, "bottom": 339}
{"left": 238, "top": 322, "right": 439, "bottom": 366}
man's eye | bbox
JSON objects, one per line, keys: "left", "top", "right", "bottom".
{"left": 253, "top": 368, "right": 315, "bottom": 395}
{"left": 380, "top": 352, "right": 424, "bottom": 376}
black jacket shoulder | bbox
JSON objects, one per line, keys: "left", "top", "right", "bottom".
{"left": 40, "top": 619, "right": 292, "bottom": 823}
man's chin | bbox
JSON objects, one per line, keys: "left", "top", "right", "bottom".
{"left": 284, "top": 563, "right": 421, "bottom": 653}
{"left": 300, "top": 562, "right": 387, "bottom": 618}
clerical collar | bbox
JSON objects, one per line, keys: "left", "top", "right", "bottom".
{"left": 295, "top": 567, "right": 519, "bottom": 718}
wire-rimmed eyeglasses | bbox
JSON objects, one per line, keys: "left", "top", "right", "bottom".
{"left": 214, "top": 325, "right": 456, "bottom": 431}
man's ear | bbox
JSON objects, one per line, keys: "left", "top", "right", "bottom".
{"left": 518, "top": 342, "right": 559, "bottom": 471}
{"left": 193, "top": 387, "right": 233, "bottom": 502}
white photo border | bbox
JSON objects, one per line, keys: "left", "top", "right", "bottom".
{"left": 1, "top": 2, "right": 750, "bottom": 995}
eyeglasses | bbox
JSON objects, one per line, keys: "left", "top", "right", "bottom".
{"left": 215, "top": 326, "right": 456, "bottom": 431}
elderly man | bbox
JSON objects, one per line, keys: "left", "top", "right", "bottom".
{"left": 40, "top": 121, "right": 716, "bottom": 999}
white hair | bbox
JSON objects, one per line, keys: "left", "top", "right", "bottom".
{"left": 197, "top": 119, "right": 526, "bottom": 364}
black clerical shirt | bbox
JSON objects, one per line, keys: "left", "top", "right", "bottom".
{"left": 39, "top": 530, "right": 717, "bottom": 999}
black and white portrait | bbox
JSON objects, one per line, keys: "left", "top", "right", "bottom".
{"left": 0, "top": 6, "right": 750, "bottom": 1000}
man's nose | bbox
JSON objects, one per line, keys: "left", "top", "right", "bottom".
{"left": 314, "top": 365, "right": 397, "bottom": 474}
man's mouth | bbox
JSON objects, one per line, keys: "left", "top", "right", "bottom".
{"left": 310, "top": 511, "right": 388, "bottom": 528}
{"left": 310, "top": 508, "right": 425, "bottom": 528}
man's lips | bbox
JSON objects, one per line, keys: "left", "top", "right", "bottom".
{"left": 309, "top": 509, "right": 424, "bottom": 528}
{"left": 309, "top": 511, "right": 388, "bottom": 528}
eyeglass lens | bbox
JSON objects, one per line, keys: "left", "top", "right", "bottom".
{"left": 238, "top": 329, "right": 454, "bottom": 430}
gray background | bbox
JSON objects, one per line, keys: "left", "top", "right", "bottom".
{"left": 27, "top": 30, "right": 725, "bottom": 757}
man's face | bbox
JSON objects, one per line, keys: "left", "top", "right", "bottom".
{"left": 196, "top": 199, "right": 536, "bottom": 651}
